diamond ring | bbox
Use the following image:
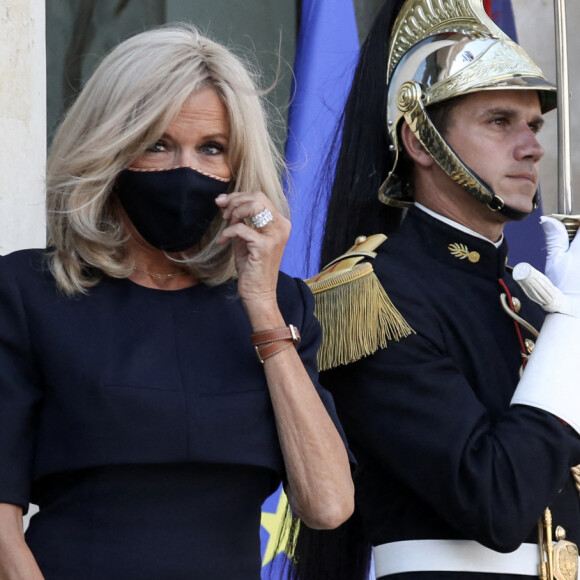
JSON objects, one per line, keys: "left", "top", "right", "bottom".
{"left": 250, "top": 208, "right": 274, "bottom": 229}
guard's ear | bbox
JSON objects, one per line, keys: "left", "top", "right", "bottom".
{"left": 400, "top": 122, "right": 434, "bottom": 168}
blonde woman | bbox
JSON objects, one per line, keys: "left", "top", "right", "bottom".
{"left": 0, "top": 25, "right": 353, "bottom": 580}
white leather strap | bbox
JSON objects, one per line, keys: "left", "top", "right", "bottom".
{"left": 373, "top": 540, "right": 542, "bottom": 577}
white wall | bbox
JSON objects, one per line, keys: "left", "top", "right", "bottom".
{"left": 0, "top": 0, "right": 46, "bottom": 253}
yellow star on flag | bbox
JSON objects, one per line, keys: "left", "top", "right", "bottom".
{"left": 261, "top": 488, "right": 290, "bottom": 566}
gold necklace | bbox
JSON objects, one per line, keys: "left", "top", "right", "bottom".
{"left": 132, "top": 266, "right": 186, "bottom": 280}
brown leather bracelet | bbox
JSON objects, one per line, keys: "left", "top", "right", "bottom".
{"left": 254, "top": 340, "right": 295, "bottom": 363}
{"left": 251, "top": 325, "right": 301, "bottom": 363}
{"left": 251, "top": 324, "right": 301, "bottom": 347}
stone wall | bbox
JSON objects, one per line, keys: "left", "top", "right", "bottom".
{"left": 0, "top": 0, "right": 46, "bottom": 252}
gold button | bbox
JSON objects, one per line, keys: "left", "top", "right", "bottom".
{"left": 525, "top": 338, "right": 535, "bottom": 354}
{"left": 512, "top": 297, "right": 521, "bottom": 313}
{"left": 556, "top": 525, "right": 566, "bottom": 540}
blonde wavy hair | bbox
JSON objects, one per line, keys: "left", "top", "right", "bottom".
{"left": 47, "top": 23, "right": 288, "bottom": 295}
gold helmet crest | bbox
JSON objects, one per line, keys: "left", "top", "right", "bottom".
{"left": 379, "top": 0, "right": 556, "bottom": 216}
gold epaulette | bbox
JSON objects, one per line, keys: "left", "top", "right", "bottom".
{"left": 305, "top": 234, "right": 414, "bottom": 372}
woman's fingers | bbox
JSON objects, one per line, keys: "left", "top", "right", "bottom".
{"left": 215, "top": 192, "right": 291, "bottom": 304}
{"left": 215, "top": 192, "right": 290, "bottom": 244}
{"left": 218, "top": 222, "right": 262, "bottom": 244}
{"left": 217, "top": 192, "right": 275, "bottom": 222}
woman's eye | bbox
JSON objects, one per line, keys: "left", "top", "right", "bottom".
{"left": 146, "top": 141, "right": 167, "bottom": 153}
{"left": 201, "top": 142, "right": 225, "bottom": 155}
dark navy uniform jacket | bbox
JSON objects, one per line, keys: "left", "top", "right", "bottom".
{"left": 321, "top": 207, "right": 580, "bottom": 578}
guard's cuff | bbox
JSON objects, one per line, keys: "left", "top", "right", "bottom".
{"left": 511, "top": 313, "right": 580, "bottom": 435}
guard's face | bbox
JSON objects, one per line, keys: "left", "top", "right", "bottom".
{"left": 444, "top": 90, "right": 545, "bottom": 216}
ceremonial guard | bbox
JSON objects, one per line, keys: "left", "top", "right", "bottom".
{"left": 304, "top": 1, "right": 580, "bottom": 578}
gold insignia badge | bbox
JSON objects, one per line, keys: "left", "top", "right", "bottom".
{"left": 554, "top": 525, "right": 579, "bottom": 580}
{"left": 448, "top": 243, "right": 480, "bottom": 263}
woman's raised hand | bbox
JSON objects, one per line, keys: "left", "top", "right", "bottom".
{"left": 216, "top": 192, "right": 291, "bottom": 312}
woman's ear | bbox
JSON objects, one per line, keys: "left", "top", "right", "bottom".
{"left": 400, "top": 122, "right": 434, "bottom": 168}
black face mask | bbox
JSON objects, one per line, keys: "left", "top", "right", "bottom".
{"left": 115, "top": 166, "right": 231, "bottom": 252}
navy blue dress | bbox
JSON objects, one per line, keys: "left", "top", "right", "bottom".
{"left": 0, "top": 249, "right": 343, "bottom": 579}
{"left": 321, "top": 208, "right": 580, "bottom": 579}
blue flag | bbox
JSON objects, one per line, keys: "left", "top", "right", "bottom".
{"left": 280, "top": 0, "right": 359, "bottom": 278}
{"left": 485, "top": 0, "right": 547, "bottom": 271}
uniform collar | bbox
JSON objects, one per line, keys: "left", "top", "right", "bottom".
{"left": 414, "top": 203, "right": 504, "bottom": 248}
{"left": 401, "top": 206, "right": 510, "bottom": 280}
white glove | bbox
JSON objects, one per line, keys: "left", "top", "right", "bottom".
{"left": 542, "top": 215, "right": 580, "bottom": 289}
{"left": 511, "top": 216, "right": 580, "bottom": 434}
{"left": 513, "top": 216, "right": 580, "bottom": 318}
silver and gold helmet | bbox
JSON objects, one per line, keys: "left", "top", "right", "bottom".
{"left": 379, "top": 0, "right": 556, "bottom": 218}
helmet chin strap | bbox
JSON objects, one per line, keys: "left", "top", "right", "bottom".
{"left": 396, "top": 81, "right": 538, "bottom": 222}
{"left": 485, "top": 187, "right": 539, "bottom": 221}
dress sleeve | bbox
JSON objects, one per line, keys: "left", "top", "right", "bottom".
{"left": 293, "top": 278, "right": 322, "bottom": 382}
{"left": 0, "top": 258, "right": 43, "bottom": 510}
{"left": 284, "top": 277, "right": 355, "bottom": 465}
{"left": 324, "top": 277, "right": 580, "bottom": 551}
